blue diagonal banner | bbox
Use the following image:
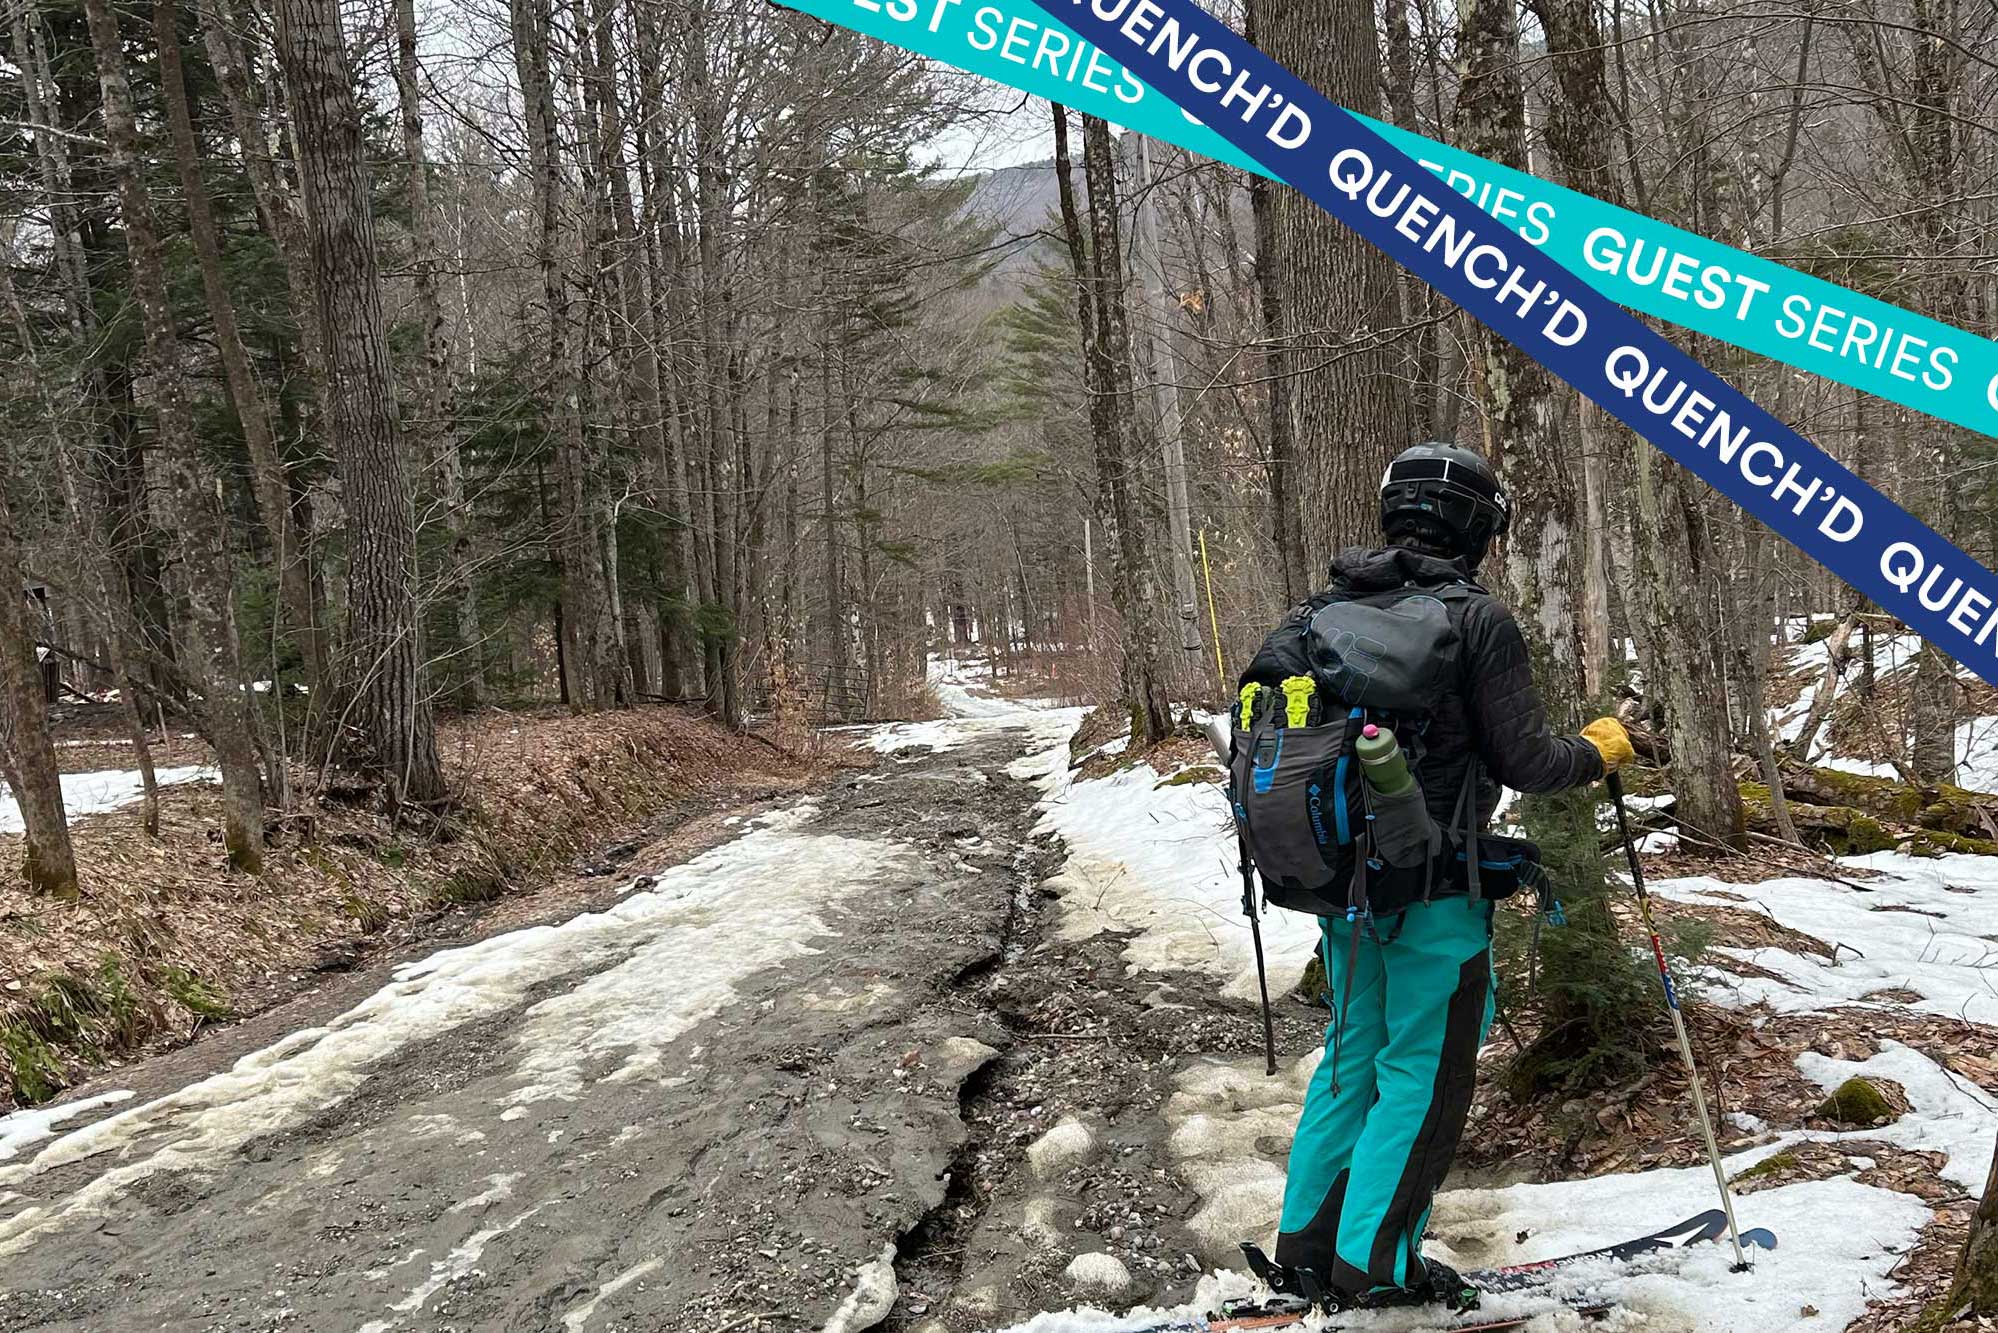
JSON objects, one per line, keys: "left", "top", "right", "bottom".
{"left": 808, "top": 0, "right": 1998, "bottom": 685}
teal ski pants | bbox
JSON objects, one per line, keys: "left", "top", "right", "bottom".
{"left": 1275, "top": 897, "right": 1496, "bottom": 1294}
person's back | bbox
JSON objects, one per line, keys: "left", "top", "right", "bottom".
{"left": 1246, "top": 443, "right": 1633, "bottom": 1311}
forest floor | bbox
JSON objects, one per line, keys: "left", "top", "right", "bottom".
{"left": 0, "top": 664, "right": 1989, "bottom": 1332}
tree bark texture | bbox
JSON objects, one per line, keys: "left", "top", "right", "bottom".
{"left": 271, "top": 0, "right": 447, "bottom": 805}
{"left": 1251, "top": 0, "right": 1412, "bottom": 572}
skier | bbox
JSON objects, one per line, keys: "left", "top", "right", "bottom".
{"left": 1250, "top": 442, "right": 1635, "bottom": 1311}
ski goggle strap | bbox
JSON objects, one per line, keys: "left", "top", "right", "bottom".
{"left": 1382, "top": 455, "right": 1511, "bottom": 538}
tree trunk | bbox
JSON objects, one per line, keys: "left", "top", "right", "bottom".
{"left": 1056, "top": 108, "right": 1171, "bottom": 747}
{"left": 392, "top": 0, "right": 484, "bottom": 706}
{"left": 1455, "top": 0, "right": 1645, "bottom": 1091}
{"left": 1252, "top": 0, "right": 1412, "bottom": 568}
{"left": 0, "top": 476, "right": 78, "bottom": 898}
{"left": 83, "top": 0, "right": 267, "bottom": 870}
{"left": 1532, "top": 0, "right": 1744, "bottom": 848}
{"left": 1948, "top": 1139, "right": 1998, "bottom": 1317}
{"left": 628, "top": 0, "right": 698, "bottom": 699}
{"left": 196, "top": 0, "right": 331, "bottom": 417}
{"left": 156, "top": 0, "right": 325, "bottom": 699}
{"left": 688, "top": 1, "right": 741, "bottom": 727}
{"left": 270, "top": 0, "right": 447, "bottom": 806}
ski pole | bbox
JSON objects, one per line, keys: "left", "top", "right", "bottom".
{"left": 1606, "top": 771, "right": 1751, "bottom": 1271}
{"left": 1205, "top": 713, "right": 1279, "bottom": 1076}
{"left": 1238, "top": 832, "right": 1279, "bottom": 1076}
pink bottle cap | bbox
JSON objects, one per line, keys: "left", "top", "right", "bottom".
{"left": 1362, "top": 724, "right": 1380, "bottom": 739}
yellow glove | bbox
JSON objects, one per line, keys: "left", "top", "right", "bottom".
{"left": 1581, "top": 716, "right": 1635, "bottom": 773}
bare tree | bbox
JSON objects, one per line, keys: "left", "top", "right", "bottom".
{"left": 392, "top": 0, "right": 485, "bottom": 704}
{"left": 1531, "top": 0, "right": 1744, "bottom": 849}
{"left": 0, "top": 473, "right": 77, "bottom": 898}
{"left": 1055, "top": 107, "right": 1171, "bottom": 747}
{"left": 270, "top": 0, "right": 446, "bottom": 805}
{"left": 1251, "top": 0, "right": 1412, "bottom": 569}
{"left": 82, "top": 0, "right": 268, "bottom": 870}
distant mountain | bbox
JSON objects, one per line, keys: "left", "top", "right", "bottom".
{"left": 956, "top": 158, "right": 1063, "bottom": 281}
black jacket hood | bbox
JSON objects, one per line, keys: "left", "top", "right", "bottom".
{"left": 1329, "top": 544, "right": 1483, "bottom": 594}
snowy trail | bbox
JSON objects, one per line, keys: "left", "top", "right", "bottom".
{"left": 0, "top": 683, "right": 1072, "bottom": 1331}
{"left": 1012, "top": 687, "right": 1997, "bottom": 1333}
{"left": 2, "top": 666, "right": 1978, "bottom": 1332}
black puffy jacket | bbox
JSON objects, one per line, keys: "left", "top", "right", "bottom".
{"left": 1242, "top": 545, "right": 1603, "bottom": 831}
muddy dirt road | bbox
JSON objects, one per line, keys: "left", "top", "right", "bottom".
{"left": 0, "top": 702, "right": 1302, "bottom": 1333}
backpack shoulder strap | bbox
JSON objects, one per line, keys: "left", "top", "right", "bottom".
{"left": 1453, "top": 755, "right": 1485, "bottom": 903}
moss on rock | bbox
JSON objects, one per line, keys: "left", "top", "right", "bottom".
{"left": 1294, "top": 952, "right": 1326, "bottom": 1006}
{"left": 1814, "top": 1076, "right": 1896, "bottom": 1126}
{"left": 1731, "top": 1149, "right": 1801, "bottom": 1185}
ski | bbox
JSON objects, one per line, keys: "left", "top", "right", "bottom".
{"left": 1112, "top": 1211, "right": 1777, "bottom": 1333}
{"left": 1124, "top": 1295, "right": 1613, "bottom": 1333}
{"left": 1469, "top": 1208, "right": 1778, "bottom": 1293}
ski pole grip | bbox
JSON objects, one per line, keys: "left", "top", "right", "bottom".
{"left": 1606, "top": 769, "right": 1626, "bottom": 802}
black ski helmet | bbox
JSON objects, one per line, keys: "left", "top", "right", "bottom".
{"left": 1379, "top": 442, "right": 1510, "bottom": 567}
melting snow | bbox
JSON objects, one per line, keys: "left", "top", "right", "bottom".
{"left": 1031, "top": 753, "right": 1321, "bottom": 1003}
{"left": 561, "top": 1257, "right": 663, "bottom": 1331}
{"left": 1651, "top": 851, "right": 1998, "bottom": 1024}
{"left": 0, "top": 1090, "right": 133, "bottom": 1163}
{"left": 1020, "top": 685, "right": 1994, "bottom": 1332}
{"left": 0, "top": 802, "right": 915, "bottom": 1255}
{"left": 0, "top": 765, "right": 215, "bottom": 832}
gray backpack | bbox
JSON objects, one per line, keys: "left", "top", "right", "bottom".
{"left": 1229, "top": 584, "right": 1540, "bottom": 921}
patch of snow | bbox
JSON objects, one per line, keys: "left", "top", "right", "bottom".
{"left": 864, "top": 659, "right": 1084, "bottom": 761}
{"left": 821, "top": 1243, "right": 898, "bottom": 1333}
{"left": 1063, "top": 1252, "right": 1132, "bottom": 1296}
{"left": 0, "top": 765, "right": 215, "bottom": 832}
{"left": 929, "top": 656, "right": 1026, "bottom": 720}
{"left": 1792, "top": 1040, "right": 1997, "bottom": 1192}
{"left": 446, "top": 1172, "right": 520, "bottom": 1214}
{"left": 1032, "top": 755, "right": 1322, "bottom": 1004}
{"left": 1026, "top": 1116, "right": 1098, "bottom": 1180}
{"left": 0, "top": 1091, "right": 133, "bottom": 1163}
{"left": 388, "top": 1204, "right": 542, "bottom": 1315}
{"left": 1819, "top": 755, "right": 1899, "bottom": 779}
{"left": 560, "top": 1257, "right": 661, "bottom": 1332}
{"left": 1956, "top": 716, "right": 1998, "bottom": 794}
{"left": 861, "top": 719, "right": 975, "bottom": 755}
{"left": 1650, "top": 852, "right": 1998, "bottom": 1024}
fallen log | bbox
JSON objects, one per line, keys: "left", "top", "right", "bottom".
{"left": 1774, "top": 759, "right": 1998, "bottom": 839}
{"left": 1738, "top": 783, "right": 1998, "bottom": 858}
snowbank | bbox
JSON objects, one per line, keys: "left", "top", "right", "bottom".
{"left": 1651, "top": 850, "right": 1998, "bottom": 1025}
{"left": 1029, "top": 743, "right": 1321, "bottom": 1004}
{"left": 0, "top": 764, "right": 215, "bottom": 833}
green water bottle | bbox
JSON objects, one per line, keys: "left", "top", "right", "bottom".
{"left": 1356, "top": 724, "right": 1414, "bottom": 795}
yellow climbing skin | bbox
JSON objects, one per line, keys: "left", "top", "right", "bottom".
{"left": 1282, "top": 676, "right": 1315, "bottom": 727}
{"left": 1239, "top": 682, "right": 1262, "bottom": 730}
